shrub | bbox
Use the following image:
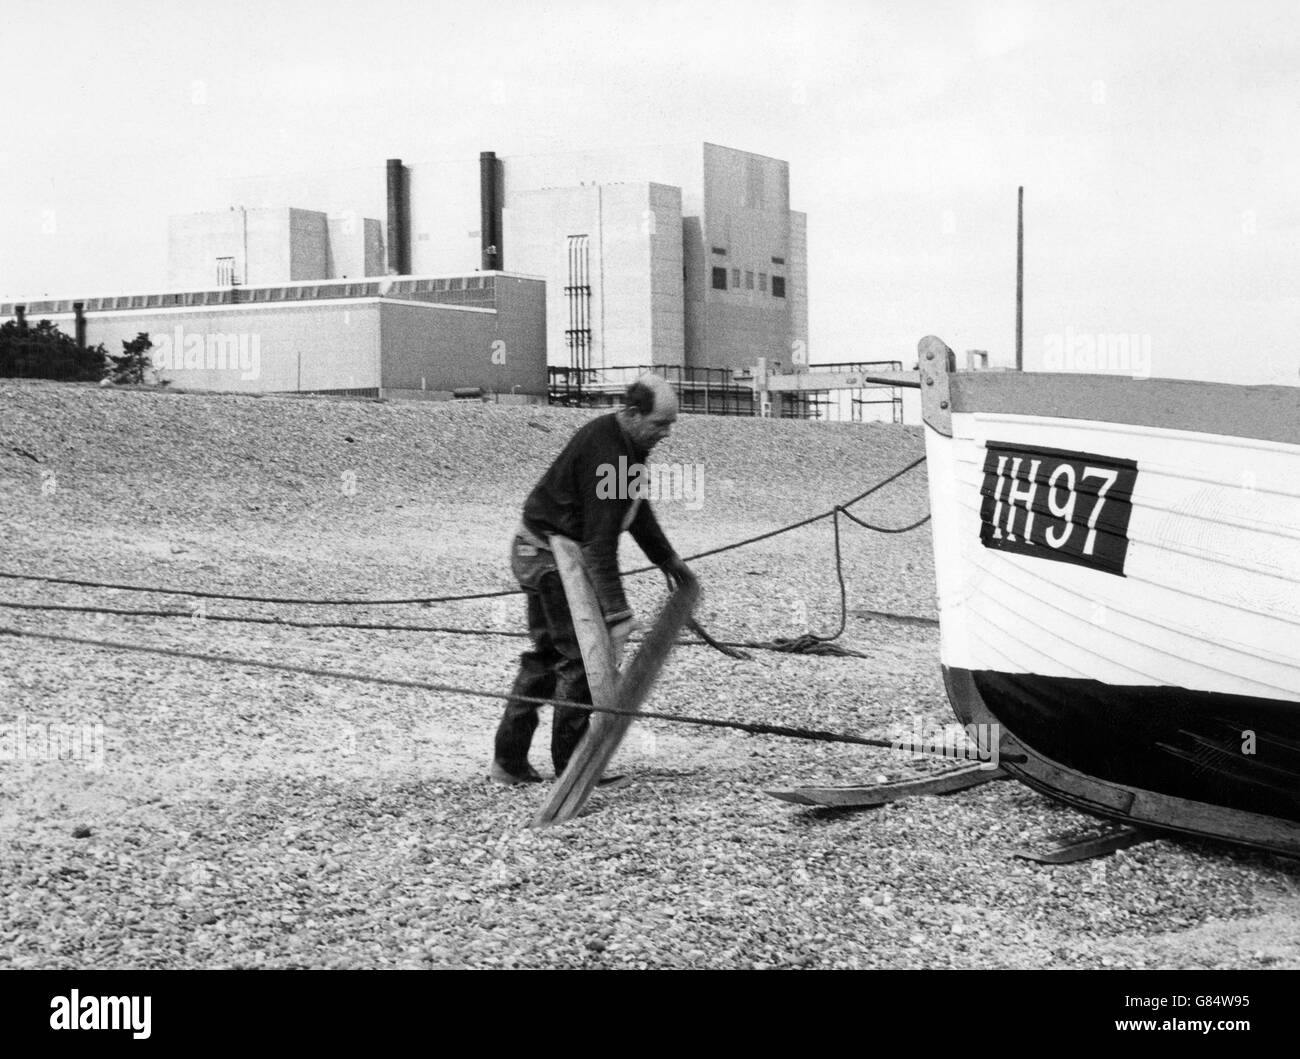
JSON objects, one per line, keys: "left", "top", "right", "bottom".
{"left": 0, "top": 319, "right": 107, "bottom": 381}
{"left": 107, "top": 332, "right": 154, "bottom": 385}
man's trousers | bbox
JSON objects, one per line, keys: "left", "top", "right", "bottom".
{"left": 493, "top": 532, "right": 592, "bottom": 775}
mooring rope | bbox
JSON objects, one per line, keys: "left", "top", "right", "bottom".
{"left": 0, "top": 598, "right": 932, "bottom": 653}
{"left": 0, "top": 621, "right": 1021, "bottom": 764}
{"left": 0, "top": 453, "right": 933, "bottom": 668}
{"left": 0, "top": 455, "right": 928, "bottom": 607}
{"left": 838, "top": 508, "right": 932, "bottom": 534}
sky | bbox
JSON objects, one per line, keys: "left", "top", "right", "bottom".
{"left": 1, "top": 0, "right": 1297, "bottom": 384}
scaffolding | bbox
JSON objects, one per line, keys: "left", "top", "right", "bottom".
{"left": 814, "top": 360, "right": 906, "bottom": 423}
{"left": 547, "top": 359, "right": 906, "bottom": 422}
{"left": 548, "top": 365, "right": 759, "bottom": 416}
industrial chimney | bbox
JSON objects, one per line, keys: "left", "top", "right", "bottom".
{"left": 386, "top": 159, "right": 410, "bottom": 275}
{"left": 480, "top": 150, "right": 502, "bottom": 271}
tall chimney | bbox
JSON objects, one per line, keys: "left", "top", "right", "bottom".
{"left": 480, "top": 150, "right": 502, "bottom": 271}
{"left": 386, "top": 158, "right": 410, "bottom": 275}
{"left": 73, "top": 302, "right": 86, "bottom": 348}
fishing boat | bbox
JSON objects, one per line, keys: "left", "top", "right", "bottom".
{"left": 917, "top": 334, "right": 1300, "bottom": 857}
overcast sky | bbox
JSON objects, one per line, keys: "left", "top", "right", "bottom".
{"left": 2, "top": 0, "right": 1296, "bottom": 383}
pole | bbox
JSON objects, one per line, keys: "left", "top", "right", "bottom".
{"left": 1016, "top": 185, "right": 1024, "bottom": 371}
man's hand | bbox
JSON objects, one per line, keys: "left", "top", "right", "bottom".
{"left": 660, "top": 554, "right": 696, "bottom": 590}
{"left": 607, "top": 616, "right": 645, "bottom": 658}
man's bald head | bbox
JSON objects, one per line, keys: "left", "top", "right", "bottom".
{"left": 624, "top": 373, "right": 678, "bottom": 417}
{"left": 619, "top": 373, "right": 678, "bottom": 451}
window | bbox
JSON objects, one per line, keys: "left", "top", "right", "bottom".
{"left": 745, "top": 271, "right": 754, "bottom": 290}
{"left": 731, "top": 268, "right": 740, "bottom": 288}
{"left": 711, "top": 246, "right": 727, "bottom": 256}
{"left": 712, "top": 266, "right": 728, "bottom": 290}
{"left": 758, "top": 272, "right": 767, "bottom": 292}
{"left": 216, "top": 256, "right": 236, "bottom": 286}
{"left": 772, "top": 276, "right": 786, "bottom": 298}
{"left": 771, "top": 256, "right": 785, "bottom": 265}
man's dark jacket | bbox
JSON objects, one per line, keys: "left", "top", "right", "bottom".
{"left": 521, "top": 412, "right": 675, "bottom": 624}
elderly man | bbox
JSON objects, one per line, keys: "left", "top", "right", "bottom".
{"left": 490, "top": 374, "right": 695, "bottom": 784}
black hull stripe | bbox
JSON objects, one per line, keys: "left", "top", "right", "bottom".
{"left": 943, "top": 666, "right": 1300, "bottom": 857}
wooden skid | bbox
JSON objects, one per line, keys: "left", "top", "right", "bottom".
{"left": 765, "top": 763, "right": 1006, "bottom": 807}
{"left": 532, "top": 538, "right": 699, "bottom": 827}
{"left": 1014, "top": 821, "right": 1154, "bottom": 864}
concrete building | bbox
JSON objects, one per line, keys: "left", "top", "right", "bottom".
{"left": 167, "top": 207, "right": 385, "bottom": 288}
{"left": 1, "top": 273, "right": 546, "bottom": 399}
{"left": 500, "top": 143, "right": 807, "bottom": 373}
{"left": 213, "top": 142, "right": 808, "bottom": 373}
{"left": 506, "top": 182, "right": 685, "bottom": 370}
{"left": 7, "top": 142, "right": 807, "bottom": 406}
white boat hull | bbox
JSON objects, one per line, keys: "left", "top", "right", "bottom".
{"left": 918, "top": 336, "right": 1300, "bottom": 855}
{"left": 930, "top": 412, "right": 1300, "bottom": 702}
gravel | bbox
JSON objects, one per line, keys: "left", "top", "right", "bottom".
{"left": 1, "top": 378, "right": 1298, "bottom": 969}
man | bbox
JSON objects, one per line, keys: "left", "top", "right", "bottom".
{"left": 489, "top": 373, "right": 695, "bottom": 784}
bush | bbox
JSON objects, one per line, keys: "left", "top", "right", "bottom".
{"left": 0, "top": 319, "right": 107, "bottom": 381}
{"left": 107, "top": 332, "right": 155, "bottom": 385}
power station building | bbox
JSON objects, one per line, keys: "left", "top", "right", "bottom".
{"left": 1, "top": 274, "right": 545, "bottom": 398}
{"left": 3, "top": 142, "right": 808, "bottom": 401}
{"left": 198, "top": 141, "right": 808, "bottom": 372}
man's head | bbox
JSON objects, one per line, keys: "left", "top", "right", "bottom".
{"left": 619, "top": 373, "right": 678, "bottom": 451}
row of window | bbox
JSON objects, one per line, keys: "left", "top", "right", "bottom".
{"left": 711, "top": 266, "right": 786, "bottom": 297}
{"left": 713, "top": 247, "right": 785, "bottom": 266}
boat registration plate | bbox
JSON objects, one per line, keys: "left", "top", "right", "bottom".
{"left": 979, "top": 442, "right": 1138, "bottom": 575}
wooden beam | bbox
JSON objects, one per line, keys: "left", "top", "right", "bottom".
{"left": 765, "top": 764, "right": 1007, "bottom": 807}
{"left": 762, "top": 369, "right": 920, "bottom": 391}
{"left": 532, "top": 536, "right": 699, "bottom": 827}
{"left": 553, "top": 535, "right": 620, "bottom": 701}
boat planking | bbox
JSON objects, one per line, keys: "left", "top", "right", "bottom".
{"left": 918, "top": 334, "right": 1300, "bottom": 857}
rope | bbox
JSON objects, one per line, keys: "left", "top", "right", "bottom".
{"left": 0, "top": 454, "right": 932, "bottom": 665}
{"left": 757, "top": 634, "right": 867, "bottom": 658}
{"left": 0, "top": 599, "right": 533, "bottom": 638}
{"left": 0, "top": 621, "right": 1021, "bottom": 763}
{"left": 621, "top": 453, "right": 929, "bottom": 575}
{"left": 838, "top": 509, "right": 932, "bottom": 534}
{"left": 0, "top": 454, "right": 929, "bottom": 606}
{"left": 660, "top": 569, "right": 751, "bottom": 660}
{"left": 0, "top": 598, "right": 930, "bottom": 653}
{"left": 0, "top": 570, "right": 518, "bottom": 606}
{"left": 731, "top": 508, "right": 861, "bottom": 656}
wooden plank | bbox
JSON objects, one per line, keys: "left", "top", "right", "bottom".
{"left": 551, "top": 535, "right": 620, "bottom": 705}
{"left": 765, "top": 764, "right": 1006, "bottom": 807}
{"left": 531, "top": 536, "right": 619, "bottom": 829}
{"left": 1014, "top": 821, "right": 1154, "bottom": 864}
{"left": 532, "top": 537, "right": 699, "bottom": 827}
{"left": 763, "top": 369, "right": 920, "bottom": 391}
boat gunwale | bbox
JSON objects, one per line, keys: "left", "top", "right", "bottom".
{"left": 950, "top": 371, "right": 1300, "bottom": 448}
